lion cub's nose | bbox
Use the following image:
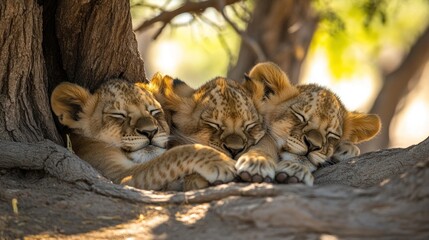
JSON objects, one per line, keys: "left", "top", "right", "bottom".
{"left": 304, "top": 129, "right": 323, "bottom": 152}
{"left": 223, "top": 134, "right": 245, "bottom": 158}
{"left": 135, "top": 117, "right": 158, "bottom": 140}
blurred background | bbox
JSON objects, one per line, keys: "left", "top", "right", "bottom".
{"left": 130, "top": 0, "right": 429, "bottom": 152}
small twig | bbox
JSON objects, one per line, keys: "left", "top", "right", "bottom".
{"left": 230, "top": 3, "right": 251, "bottom": 23}
{"left": 198, "top": 14, "right": 223, "bottom": 31}
{"left": 152, "top": 23, "right": 168, "bottom": 40}
{"left": 237, "top": 0, "right": 252, "bottom": 16}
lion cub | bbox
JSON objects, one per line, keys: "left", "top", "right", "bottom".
{"left": 51, "top": 79, "right": 236, "bottom": 191}
{"left": 149, "top": 74, "right": 279, "bottom": 183}
{"left": 243, "top": 62, "right": 381, "bottom": 186}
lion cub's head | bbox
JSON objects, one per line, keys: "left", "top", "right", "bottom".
{"left": 150, "top": 74, "right": 266, "bottom": 159}
{"left": 51, "top": 79, "right": 169, "bottom": 154}
{"left": 244, "top": 62, "right": 381, "bottom": 167}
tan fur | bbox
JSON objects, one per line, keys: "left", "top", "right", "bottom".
{"left": 245, "top": 62, "right": 381, "bottom": 185}
{"left": 152, "top": 74, "right": 279, "bottom": 182}
{"left": 51, "top": 79, "right": 236, "bottom": 191}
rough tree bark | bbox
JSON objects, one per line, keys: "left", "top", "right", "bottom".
{"left": 228, "top": 0, "right": 318, "bottom": 84}
{"left": 0, "top": 1, "right": 61, "bottom": 143}
{"left": 55, "top": 0, "right": 146, "bottom": 91}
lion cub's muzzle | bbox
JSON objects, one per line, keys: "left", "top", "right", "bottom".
{"left": 303, "top": 129, "right": 323, "bottom": 154}
{"left": 222, "top": 134, "right": 246, "bottom": 159}
{"left": 134, "top": 116, "right": 158, "bottom": 141}
{"left": 121, "top": 116, "right": 163, "bottom": 152}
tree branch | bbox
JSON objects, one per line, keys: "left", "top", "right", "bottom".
{"left": 1, "top": 137, "right": 429, "bottom": 206}
{"left": 217, "top": 158, "right": 429, "bottom": 237}
{"left": 134, "top": 0, "right": 242, "bottom": 33}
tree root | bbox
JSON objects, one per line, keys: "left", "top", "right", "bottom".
{"left": 0, "top": 139, "right": 279, "bottom": 204}
{"left": 1, "top": 138, "right": 429, "bottom": 207}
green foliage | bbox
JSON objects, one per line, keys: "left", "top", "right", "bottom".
{"left": 311, "top": 0, "right": 429, "bottom": 79}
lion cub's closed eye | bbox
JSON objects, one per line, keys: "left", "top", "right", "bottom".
{"left": 243, "top": 62, "right": 381, "bottom": 186}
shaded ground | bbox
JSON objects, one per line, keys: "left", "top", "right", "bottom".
{"left": 0, "top": 169, "right": 314, "bottom": 240}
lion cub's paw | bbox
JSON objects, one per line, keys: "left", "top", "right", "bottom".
{"left": 196, "top": 156, "right": 236, "bottom": 185}
{"left": 275, "top": 161, "right": 314, "bottom": 186}
{"left": 236, "top": 153, "right": 275, "bottom": 183}
{"left": 331, "top": 141, "right": 360, "bottom": 163}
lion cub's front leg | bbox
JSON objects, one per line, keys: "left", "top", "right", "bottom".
{"left": 275, "top": 142, "right": 359, "bottom": 186}
{"left": 235, "top": 135, "right": 278, "bottom": 183}
{"left": 275, "top": 152, "right": 315, "bottom": 186}
{"left": 122, "top": 144, "right": 236, "bottom": 190}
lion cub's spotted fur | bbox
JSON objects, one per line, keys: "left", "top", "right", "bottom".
{"left": 151, "top": 74, "right": 279, "bottom": 183}
{"left": 244, "top": 62, "right": 381, "bottom": 185}
{"left": 51, "top": 79, "right": 236, "bottom": 191}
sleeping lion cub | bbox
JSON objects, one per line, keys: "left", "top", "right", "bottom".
{"left": 243, "top": 62, "right": 381, "bottom": 186}
{"left": 50, "top": 79, "right": 236, "bottom": 191}
{"left": 150, "top": 74, "right": 279, "bottom": 184}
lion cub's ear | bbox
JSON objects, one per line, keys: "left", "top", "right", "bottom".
{"left": 147, "top": 72, "right": 173, "bottom": 105}
{"left": 244, "top": 62, "right": 299, "bottom": 102}
{"left": 148, "top": 73, "right": 194, "bottom": 112}
{"left": 242, "top": 74, "right": 266, "bottom": 104}
{"left": 343, "top": 112, "right": 381, "bottom": 143}
{"left": 51, "top": 82, "right": 91, "bottom": 129}
{"left": 148, "top": 72, "right": 170, "bottom": 95}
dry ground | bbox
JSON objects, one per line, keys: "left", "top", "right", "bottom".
{"left": 0, "top": 169, "right": 316, "bottom": 240}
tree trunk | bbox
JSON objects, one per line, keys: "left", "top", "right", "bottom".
{"left": 228, "top": 0, "right": 318, "bottom": 84}
{"left": 55, "top": 0, "right": 146, "bottom": 91}
{"left": 0, "top": 0, "right": 146, "bottom": 146}
{"left": 0, "top": 0, "right": 62, "bottom": 144}
{"left": 361, "top": 26, "right": 429, "bottom": 152}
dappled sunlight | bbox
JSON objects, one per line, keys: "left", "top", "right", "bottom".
{"left": 302, "top": 50, "right": 379, "bottom": 111}
{"left": 79, "top": 206, "right": 170, "bottom": 239}
{"left": 150, "top": 40, "right": 184, "bottom": 76}
{"left": 145, "top": 31, "right": 238, "bottom": 88}
{"left": 331, "top": 76, "right": 376, "bottom": 111}
{"left": 79, "top": 203, "right": 211, "bottom": 238}
{"left": 391, "top": 96, "right": 429, "bottom": 148}
{"left": 320, "top": 234, "right": 339, "bottom": 240}
{"left": 391, "top": 61, "right": 429, "bottom": 148}
{"left": 175, "top": 203, "right": 210, "bottom": 225}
